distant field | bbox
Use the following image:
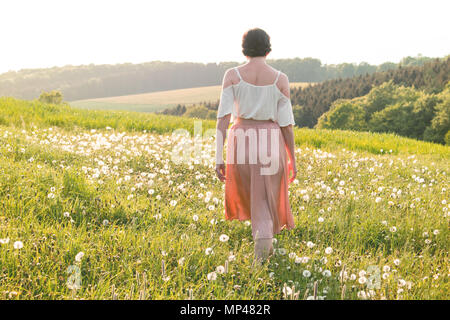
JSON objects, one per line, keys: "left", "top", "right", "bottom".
{"left": 70, "top": 82, "right": 312, "bottom": 112}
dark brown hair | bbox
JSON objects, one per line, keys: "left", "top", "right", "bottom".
{"left": 242, "top": 28, "right": 271, "bottom": 57}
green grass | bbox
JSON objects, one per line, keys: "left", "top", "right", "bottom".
{"left": 1, "top": 97, "right": 448, "bottom": 157}
{"left": 0, "top": 97, "right": 448, "bottom": 300}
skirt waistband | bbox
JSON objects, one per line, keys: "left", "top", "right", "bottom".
{"left": 233, "top": 118, "right": 278, "bottom": 126}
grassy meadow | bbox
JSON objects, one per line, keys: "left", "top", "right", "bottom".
{"left": 70, "top": 82, "right": 312, "bottom": 113}
{"left": 0, "top": 97, "right": 448, "bottom": 300}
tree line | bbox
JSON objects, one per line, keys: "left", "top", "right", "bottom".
{"left": 290, "top": 57, "right": 449, "bottom": 128}
{"left": 0, "top": 55, "right": 435, "bottom": 101}
{"left": 159, "top": 57, "right": 449, "bottom": 144}
{"left": 316, "top": 81, "right": 450, "bottom": 145}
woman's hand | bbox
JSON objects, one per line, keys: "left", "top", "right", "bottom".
{"left": 215, "top": 163, "right": 226, "bottom": 182}
{"left": 288, "top": 159, "right": 297, "bottom": 184}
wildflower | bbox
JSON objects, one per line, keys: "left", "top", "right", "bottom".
{"left": 282, "top": 285, "right": 292, "bottom": 297}
{"left": 63, "top": 212, "right": 70, "bottom": 217}
{"left": 205, "top": 248, "right": 213, "bottom": 255}
{"left": 102, "top": 219, "right": 109, "bottom": 226}
{"left": 219, "top": 234, "right": 229, "bottom": 242}
{"left": 216, "top": 266, "right": 225, "bottom": 274}
{"left": 358, "top": 277, "right": 367, "bottom": 284}
{"left": 13, "top": 241, "right": 24, "bottom": 249}
{"left": 323, "top": 270, "right": 332, "bottom": 277}
{"left": 178, "top": 257, "right": 185, "bottom": 266}
{"left": 207, "top": 272, "right": 217, "bottom": 281}
{"left": 0, "top": 238, "right": 10, "bottom": 244}
{"left": 192, "top": 215, "right": 199, "bottom": 221}
{"left": 306, "top": 241, "right": 315, "bottom": 248}
{"left": 324, "top": 247, "right": 333, "bottom": 255}
{"left": 75, "top": 252, "right": 84, "bottom": 262}
{"left": 303, "top": 270, "right": 311, "bottom": 278}
{"left": 393, "top": 259, "right": 400, "bottom": 266}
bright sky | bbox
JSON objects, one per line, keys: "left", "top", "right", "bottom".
{"left": 0, "top": 0, "right": 449, "bottom": 74}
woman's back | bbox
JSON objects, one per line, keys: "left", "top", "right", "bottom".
{"left": 232, "top": 64, "right": 281, "bottom": 87}
{"left": 217, "top": 64, "right": 295, "bottom": 127}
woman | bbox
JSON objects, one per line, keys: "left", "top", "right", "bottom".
{"left": 215, "top": 28, "right": 297, "bottom": 264}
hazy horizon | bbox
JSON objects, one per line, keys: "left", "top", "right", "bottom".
{"left": 1, "top": 0, "right": 449, "bottom": 74}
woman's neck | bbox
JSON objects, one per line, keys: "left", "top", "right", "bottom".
{"left": 246, "top": 56, "right": 267, "bottom": 65}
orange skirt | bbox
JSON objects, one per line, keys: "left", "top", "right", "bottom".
{"left": 224, "top": 118, "right": 295, "bottom": 239}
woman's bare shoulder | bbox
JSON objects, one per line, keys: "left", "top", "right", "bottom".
{"left": 276, "top": 71, "right": 290, "bottom": 98}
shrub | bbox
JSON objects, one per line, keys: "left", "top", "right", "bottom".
{"left": 183, "top": 105, "right": 210, "bottom": 119}
{"left": 316, "top": 100, "right": 367, "bottom": 131}
{"left": 39, "top": 90, "right": 63, "bottom": 104}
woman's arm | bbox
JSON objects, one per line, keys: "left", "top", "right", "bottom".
{"left": 215, "top": 70, "right": 234, "bottom": 182}
{"left": 216, "top": 114, "right": 231, "bottom": 164}
{"left": 277, "top": 73, "right": 297, "bottom": 183}
{"left": 280, "top": 124, "right": 297, "bottom": 183}
{"left": 215, "top": 114, "right": 231, "bottom": 182}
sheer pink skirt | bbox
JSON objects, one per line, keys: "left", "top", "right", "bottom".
{"left": 224, "top": 118, "right": 295, "bottom": 240}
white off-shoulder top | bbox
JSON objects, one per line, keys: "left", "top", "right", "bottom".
{"left": 216, "top": 67, "right": 295, "bottom": 127}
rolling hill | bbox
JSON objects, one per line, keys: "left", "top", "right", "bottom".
{"left": 69, "top": 82, "right": 312, "bottom": 113}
